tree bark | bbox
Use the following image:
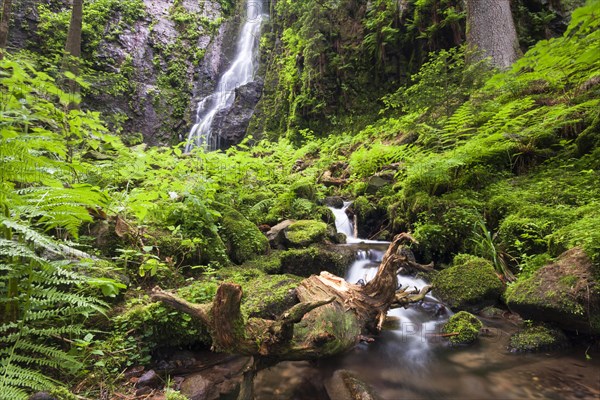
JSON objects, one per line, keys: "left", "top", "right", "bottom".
{"left": 152, "top": 233, "right": 432, "bottom": 399}
{"left": 466, "top": 0, "right": 520, "bottom": 69}
{"left": 63, "top": 0, "right": 83, "bottom": 107}
{"left": 0, "top": 0, "right": 12, "bottom": 55}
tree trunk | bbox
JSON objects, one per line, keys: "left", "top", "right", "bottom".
{"left": 466, "top": 0, "right": 520, "bottom": 69}
{"left": 152, "top": 233, "right": 432, "bottom": 399}
{"left": 63, "top": 0, "right": 83, "bottom": 108}
{"left": 0, "top": 0, "right": 12, "bottom": 55}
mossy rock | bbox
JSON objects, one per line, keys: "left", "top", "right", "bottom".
{"left": 284, "top": 220, "right": 328, "bottom": 247}
{"left": 508, "top": 323, "right": 569, "bottom": 353}
{"left": 442, "top": 311, "right": 483, "bottom": 345}
{"left": 242, "top": 250, "right": 285, "bottom": 274}
{"left": 505, "top": 247, "right": 600, "bottom": 334}
{"left": 280, "top": 245, "right": 355, "bottom": 277}
{"left": 219, "top": 206, "right": 269, "bottom": 264}
{"left": 432, "top": 254, "right": 504, "bottom": 313}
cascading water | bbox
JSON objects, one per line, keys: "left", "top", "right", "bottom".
{"left": 330, "top": 202, "right": 450, "bottom": 363}
{"left": 184, "top": 1, "right": 265, "bottom": 152}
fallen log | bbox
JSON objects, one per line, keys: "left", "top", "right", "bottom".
{"left": 152, "top": 233, "right": 432, "bottom": 399}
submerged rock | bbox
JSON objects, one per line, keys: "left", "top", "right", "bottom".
{"left": 442, "top": 311, "right": 483, "bottom": 345}
{"left": 505, "top": 247, "right": 600, "bottom": 334}
{"left": 508, "top": 323, "right": 569, "bottom": 353}
{"left": 432, "top": 254, "right": 504, "bottom": 313}
{"left": 325, "top": 370, "right": 382, "bottom": 400}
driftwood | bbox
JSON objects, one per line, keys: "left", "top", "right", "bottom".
{"left": 152, "top": 233, "right": 432, "bottom": 399}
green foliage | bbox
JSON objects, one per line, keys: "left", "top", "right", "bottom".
{"left": 383, "top": 46, "right": 493, "bottom": 124}
{"left": 36, "top": 0, "right": 146, "bottom": 58}
{"left": 0, "top": 55, "right": 115, "bottom": 398}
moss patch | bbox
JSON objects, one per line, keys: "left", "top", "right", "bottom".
{"left": 505, "top": 247, "right": 600, "bottom": 334}
{"left": 433, "top": 254, "right": 504, "bottom": 312}
{"left": 284, "top": 220, "right": 328, "bottom": 247}
{"left": 219, "top": 206, "right": 269, "bottom": 264}
{"left": 508, "top": 323, "right": 569, "bottom": 352}
{"left": 240, "top": 274, "right": 302, "bottom": 319}
{"left": 280, "top": 246, "right": 355, "bottom": 277}
{"left": 442, "top": 311, "right": 483, "bottom": 345}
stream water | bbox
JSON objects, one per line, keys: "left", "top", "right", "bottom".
{"left": 254, "top": 203, "right": 600, "bottom": 399}
{"left": 184, "top": 1, "right": 265, "bottom": 152}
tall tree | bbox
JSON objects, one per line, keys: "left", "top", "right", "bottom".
{"left": 63, "top": 0, "right": 83, "bottom": 107}
{"left": 0, "top": 0, "right": 12, "bottom": 55}
{"left": 466, "top": 0, "right": 520, "bottom": 69}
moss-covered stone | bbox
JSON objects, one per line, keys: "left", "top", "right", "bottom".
{"left": 219, "top": 206, "right": 269, "bottom": 264}
{"left": 432, "top": 254, "right": 504, "bottom": 312}
{"left": 241, "top": 250, "right": 285, "bottom": 274}
{"left": 284, "top": 220, "right": 329, "bottom": 247}
{"left": 280, "top": 245, "right": 355, "bottom": 277}
{"left": 505, "top": 247, "right": 600, "bottom": 334}
{"left": 442, "top": 311, "right": 483, "bottom": 345}
{"left": 508, "top": 323, "right": 569, "bottom": 353}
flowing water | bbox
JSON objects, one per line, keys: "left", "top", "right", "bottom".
{"left": 254, "top": 203, "right": 600, "bottom": 399}
{"left": 184, "top": 1, "right": 265, "bottom": 152}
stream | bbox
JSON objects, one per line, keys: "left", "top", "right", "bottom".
{"left": 253, "top": 203, "right": 600, "bottom": 399}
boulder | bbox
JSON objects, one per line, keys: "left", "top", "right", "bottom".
{"left": 508, "top": 323, "right": 569, "bottom": 353}
{"left": 432, "top": 254, "right": 504, "bottom": 313}
{"left": 505, "top": 248, "right": 600, "bottom": 334}
{"left": 366, "top": 172, "right": 394, "bottom": 194}
{"left": 284, "top": 220, "right": 328, "bottom": 247}
{"left": 280, "top": 246, "right": 355, "bottom": 277}
{"left": 442, "top": 311, "right": 483, "bottom": 345}
{"left": 322, "top": 196, "right": 345, "bottom": 209}
{"left": 266, "top": 220, "right": 294, "bottom": 249}
{"left": 219, "top": 207, "right": 269, "bottom": 264}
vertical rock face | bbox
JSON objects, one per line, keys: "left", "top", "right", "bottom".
{"left": 7, "top": 0, "right": 233, "bottom": 146}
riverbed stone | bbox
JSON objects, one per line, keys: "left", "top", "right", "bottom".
{"left": 325, "top": 370, "right": 382, "bottom": 400}
{"left": 442, "top": 311, "right": 483, "bottom": 345}
{"left": 508, "top": 323, "right": 569, "bottom": 353}
{"left": 432, "top": 254, "right": 504, "bottom": 313}
{"left": 505, "top": 247, "right": 600, "bottom": 334}
{"left": 266, "top": 220, "right": 295, "bottom": 249}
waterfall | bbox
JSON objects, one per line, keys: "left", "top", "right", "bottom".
{"left": 185, "top": 1, "right": 265, "bottom": 152}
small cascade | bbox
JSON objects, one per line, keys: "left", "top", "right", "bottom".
{"left": 328, "top": 202, "right": 450, "bottom": 363}
{"left": 185, "top": 1, "right": 266, "bottom": 152}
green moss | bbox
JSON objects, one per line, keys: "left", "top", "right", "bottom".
{"left": 280, "top": 246, "right": 354, "bottom": 277}
{"left": 239, "top": 274, "right": 302, "bottom": 319}
{"left": 508, "top": 323, "right": 568, "bottom": 352}
{"left": 242, "top": 251, "right": 285, "bottom": 274}
{"left": 284, "top": 220, "right": 328, "bottom": 247}
{"left": 432, "top": 254, "right": 504, "bottom": 312}
{"left": 219, "top": 206, "right": 269, "bottom": 264}
{"left": 442, "top": 311, "right": 483, "bottom": 345}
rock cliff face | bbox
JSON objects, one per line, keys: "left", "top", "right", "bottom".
{"left": 7, "top": 0, "right": 261, "bottom": 146}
